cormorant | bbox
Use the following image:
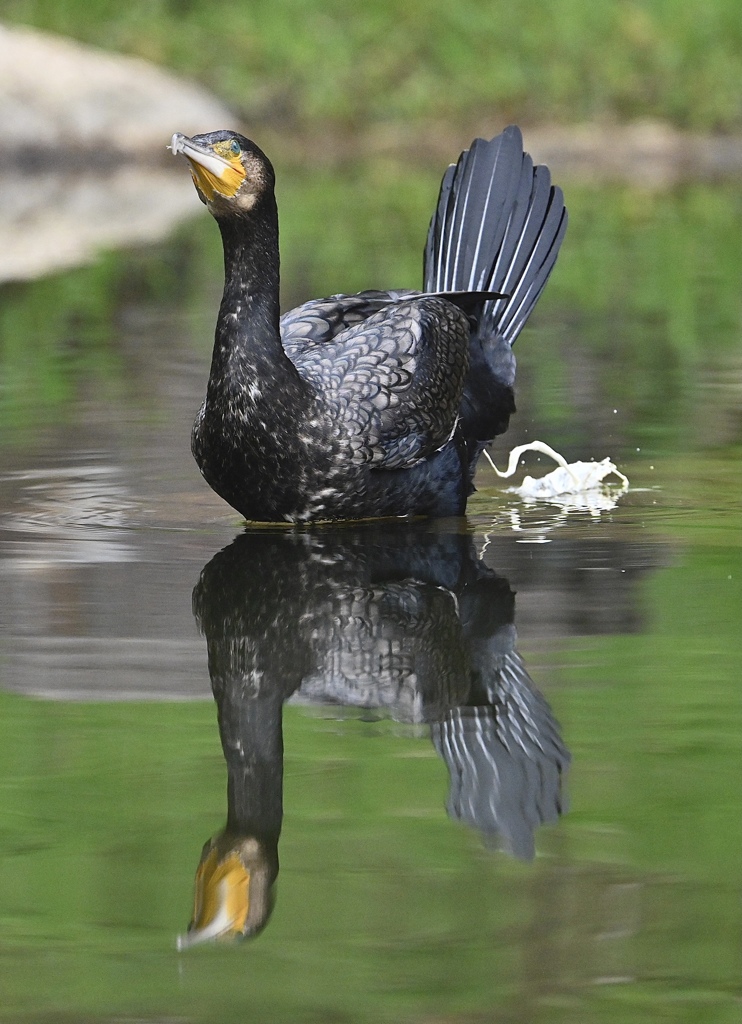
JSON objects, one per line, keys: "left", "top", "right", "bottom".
{"left": 177, "top": 524, "right": 569, "bottom": 945}
{"left": 171, "top": 127, "right": 566, "bottom": 523}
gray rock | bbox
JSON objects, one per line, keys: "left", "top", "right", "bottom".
{"left": 0, "top": 22, "right": 233, "bottom": 162}
{"left": 0, "top": 23, "right": 234, "bottom": 281}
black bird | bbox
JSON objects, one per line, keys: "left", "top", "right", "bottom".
{"left": 177, "top": 524, "right": 569, "bottom": 945}
{"left": 171, "top": 127, "right": 567, "bottom": 523}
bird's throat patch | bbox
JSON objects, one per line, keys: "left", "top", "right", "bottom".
{"left": 188, "top": 155, "right": 245, "bottom": 201}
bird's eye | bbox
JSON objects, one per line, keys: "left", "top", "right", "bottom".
{"left": 230, "top": 140, "right": 241, "bottom": 156}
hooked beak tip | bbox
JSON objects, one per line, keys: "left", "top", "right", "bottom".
{"left": 169, "top": 133, "right": 187, "bottom": 157}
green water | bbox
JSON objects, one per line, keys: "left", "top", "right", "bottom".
{"left": 0, "top": 173, "right": 740, "bottom": 1023}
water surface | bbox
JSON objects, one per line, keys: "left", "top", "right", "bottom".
{"left": 0, "top": 175, "right": 739, "bottom": 1023}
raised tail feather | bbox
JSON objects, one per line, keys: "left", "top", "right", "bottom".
{"left": 425, "top": 127, "right": 567, "bottom": 458}
{"left": 424, "top": 126, "right": 567, "bottom": 348}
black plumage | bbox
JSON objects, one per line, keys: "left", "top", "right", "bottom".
{"left": 171, "top": 126, "right": 567, "bottom": 522}
{"left": 180, "top": 524, "right": 569, "bottom": 944}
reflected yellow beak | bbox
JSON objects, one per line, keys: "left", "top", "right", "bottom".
{"left": 177, "top": 847, "right": 250, "bottom": 949}
{"left": 170, "top": 133, "right": 246, "bottom": 201}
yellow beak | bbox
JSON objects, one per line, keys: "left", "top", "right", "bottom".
{"left": 170, "top": 133, "right": 246, "bottom": 201}
{"left": 176, "top": 847, "right": 250, "bottom": 949}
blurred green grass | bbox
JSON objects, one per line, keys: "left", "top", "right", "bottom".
{"left": 4, "top": 0, "right": 742, "bottom": 135}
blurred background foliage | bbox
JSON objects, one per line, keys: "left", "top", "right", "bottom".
{"left": 4, "top": 0, "right": 742, "bottom": 139}
{"left": 2, "top": 179, "right": 740, "bottom": 456}
{"left": 2, "top": 0, "right": 741, "bottom": 449}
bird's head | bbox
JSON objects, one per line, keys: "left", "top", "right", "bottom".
{"left": 170, "top": 130, "right": 275, "bottom": 218}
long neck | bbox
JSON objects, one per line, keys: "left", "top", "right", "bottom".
{"left": 218, "top": 194, "right": 280, "bottom": 341}
{"left": 206, "top": 659, "right": 285, "bottom": 860}
{"left": 222, "top": 691, "right": 284, "bottom": 845}
{"left": 208, "top": 196, "right": 305, "bottom": 400}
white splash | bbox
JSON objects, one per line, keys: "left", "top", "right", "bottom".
{"left": 484, "top": 440, "right": 629, "bottom": 509}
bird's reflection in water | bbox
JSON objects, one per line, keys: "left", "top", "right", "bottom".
{"left": 178, "top": 522, "right": 569, "bottom": 948}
